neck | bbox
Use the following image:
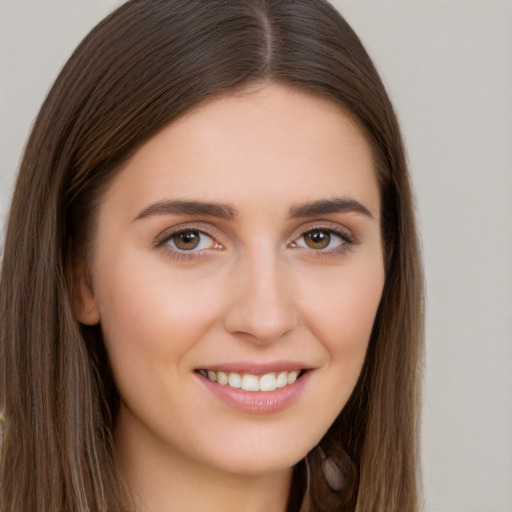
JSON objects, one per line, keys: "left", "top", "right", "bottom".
{"left": 114, "top": 410, "right": 293, "bottom": 512}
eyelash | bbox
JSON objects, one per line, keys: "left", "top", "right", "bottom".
{"left": 290, "top": 227, "right": 354, "bottom": 258}
{"left": 154, "top": 225, "right": 354, "bottom": 261}
{"left": 154, "top": 225, "right": 221, "bottom": 261}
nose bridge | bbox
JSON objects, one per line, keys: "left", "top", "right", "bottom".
{"left": 223, "top": 241, "right": 298, "bottom": 343}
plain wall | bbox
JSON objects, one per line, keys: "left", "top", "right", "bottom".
{"left": 1, "top": 1, "right": 511, "bottom": 511}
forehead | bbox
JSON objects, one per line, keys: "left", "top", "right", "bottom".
{"left": 102, "top": 84, "right": 380, "bottom": 220}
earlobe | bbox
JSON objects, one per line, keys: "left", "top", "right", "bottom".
{"left": 72, "top": 262, "right": 100, "bottom": 326}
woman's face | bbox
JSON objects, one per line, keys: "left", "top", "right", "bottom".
{"left": 76, "top": 84, "right": 384, "bottom": 479}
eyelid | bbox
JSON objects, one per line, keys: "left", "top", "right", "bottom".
{"left": 287, "top": 221, "right": 356, "bottom": 258}
{"left": 153, "top": 222, "right": 223, "bottom": 250}
{"left": 152, "top": 220, "right": 356, "bottom": 261}
{"left": 289, "top": 221, "right": 355, "bottom": 243}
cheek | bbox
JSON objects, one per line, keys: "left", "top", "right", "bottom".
{"left": 91, "top": 251, "right": 225, "bottom": 370}
{"left": 91, "top": 256, "right": 226, "bottom": 430}
{"left": 299, "top": 254, "right": 384, "bottom": 385}
{"left": 304, "top": 257, "right": 383, "bottom": 339}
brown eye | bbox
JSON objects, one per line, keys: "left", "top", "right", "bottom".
{"left": 167, "top": 230, "right": 216, "bottom": 252}
{"left": 303, "top": 229, "right": 332, "bottom": 250}
{"left": 292, "top": 228, "right": 350, "bottom": 253}
{"left": 173, "top": 231, "right": 200, "bottom": 250}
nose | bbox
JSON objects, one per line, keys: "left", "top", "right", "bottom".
{"left": 223, "top": 249, "right": 299, "bottom": 345}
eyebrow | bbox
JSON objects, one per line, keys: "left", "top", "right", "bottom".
{"left": 134, "top": 196, "right": 374, "bottom": 222}
{"left": 134, "top": 200, "right": 237, "bottom": 221}
{"left": 289, "top": 197, "right": 375, "bottom": 220}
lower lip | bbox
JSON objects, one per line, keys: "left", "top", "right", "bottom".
{"left": 197, "top": 371, "right": 311, "bottom": 415}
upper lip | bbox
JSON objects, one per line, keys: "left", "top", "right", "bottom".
{"left": 196, "top": 361, "right": 313, "bottom": 374}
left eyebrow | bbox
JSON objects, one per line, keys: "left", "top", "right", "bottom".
{"left": 289, "top": 197, "right": 375, "bottom": 220}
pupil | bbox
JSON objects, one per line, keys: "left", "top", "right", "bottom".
{"left": 306, "top": 230, "right": 330, "bottom": 249}
{"left": 175, "top": 231, "right": 200, "bottom": 250}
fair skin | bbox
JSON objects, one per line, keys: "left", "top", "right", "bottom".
{"left": 75, "top": 84, "right": 385, "bottom": 512}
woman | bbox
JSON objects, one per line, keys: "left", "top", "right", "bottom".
{"left": 0, "top": 1, "right": 423, "bottom": 511}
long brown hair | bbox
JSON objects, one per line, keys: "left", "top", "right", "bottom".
{"left": 0, "top": 1, "right": 423, "bottom": 511}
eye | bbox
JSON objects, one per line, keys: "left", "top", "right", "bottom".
{"left": 165, "top": 229, "right": 218, "bottom": 252}
{"left": 293, "top": 228, "right": 351, "bottom": 251}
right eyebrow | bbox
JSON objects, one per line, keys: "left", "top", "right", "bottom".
{"left": 133, "top": 200, "right": 238, "bottom": 222}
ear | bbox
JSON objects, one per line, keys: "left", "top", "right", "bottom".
{"left": 72, "top": 259, "right": 101, "bottom": 326}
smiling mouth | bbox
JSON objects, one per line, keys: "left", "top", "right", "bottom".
{"left": 196, "top": 369, "right": 305, "bottom": 392}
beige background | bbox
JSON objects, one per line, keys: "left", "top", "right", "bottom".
{"left": 1, "top": 1, "right": 511, "bottom": 511}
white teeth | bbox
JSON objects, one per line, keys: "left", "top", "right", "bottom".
{"left": 217, "top": 371, "right": 229, "bottom": 385}
{"left": 287, "top": 370, "right": 299, "bottom": 385}
{"left": 276, "top": 371, "right": 288, "bottom": 388}
{"left": 201, "top": 369, "right": 302, "bottom": 391}
{"left": 241, "top": 374, "right": 259, "bottom": 391}
{"left": 259, "top": 373, "right": 277, "bottom": 391}
{"left": 228, "top": 372, "right": 241, "bottom": 388}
